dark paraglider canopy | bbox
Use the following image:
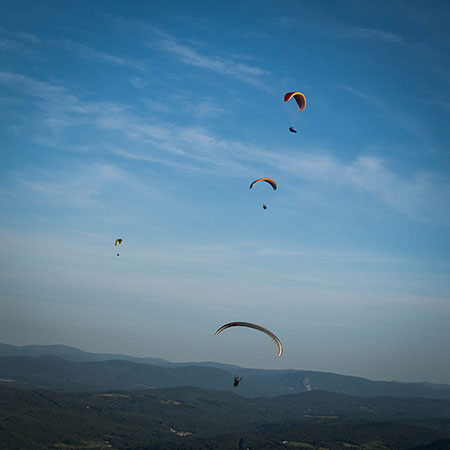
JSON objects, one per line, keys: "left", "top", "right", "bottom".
{"left": 284, "top": 92, "right": 306, "bottom": 111}
{"left": 289, "top": 126, "right": 297, "bottom": 133}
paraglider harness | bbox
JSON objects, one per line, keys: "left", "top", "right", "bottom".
{"left": 234, "top": 376, "right": 242, "bottom": 387}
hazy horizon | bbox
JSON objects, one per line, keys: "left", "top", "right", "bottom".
{"left": 3, "top": 340, "right": 450, "bottom": 387}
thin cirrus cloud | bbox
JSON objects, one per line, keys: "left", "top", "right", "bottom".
{"left": 111, "top": 19, "right": 271, "bottom": 88}
{"left": 0, "top": 26, "right": 146, "bottom": 72}
{"left": 266, "top": 150, "right": 450, "bottom": 223}
{"left": 52, "top": 40, "right": 147, "bottom": 72}
{"left": 429, "top": 100, "right": 450, "bottom": 113}
{"left": 349, "top": 27, "right": 405, "bottom": 44}
{"left": 129, "top": 76, "right": 150, "bottom": 88}
{"left": 291, "top": 6, "right": 406, "bottom": 45}
{"left": 342, "top": 85, "right": 427, "bottom": 143}
{"left": 273, "top": 11, "right": 405, "bottom": 46}
{"left": 156, "top": 34, "right": 270, "bottom": 89}
{"left": 1, "top": 70, "right": 449, "bottom": 223}
{"left": 0, "top": 26, "right": 41, "bottom": 44}
{"left": 0, "top": 36, "right": 43, "bottom": 60}
{"left": 0, "top": 71, "right": 248, "bottom": 173}
{"left": 9, "top": 163, "right": 136, "bottom": 208}
{"left": 0, "top": 71, "right": 85, "bottom": 111}
{"left": 0, "top": 38, "right": 22, "bottom": 51}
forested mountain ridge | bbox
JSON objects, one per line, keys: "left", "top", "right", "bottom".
{"left": 1, "top": 343, "right": 449, "bottom": 399}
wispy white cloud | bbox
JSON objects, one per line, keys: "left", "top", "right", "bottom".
{"left": 130, "top": 23, "right": 270, "bottom": 89}
{"left": 350, "top": 27, "right": 405, "bottom": 44}
{"left": 161, "top": 38, "right": 269, "bottom": 88}
{"left": 0, "top": 38, "right": 22, "bottom": 51}
{"left": 0, "top": 71, "right": 84, "bottom": 109}
{"left": 0, "top": 27, "right": 42, "bottom": 44}
{"left": 140, "top": 97, "right": 175, "bottom": 113}
{"left": 0, "top": 34, "right": 43, "bottom": 59}
{"left": 263, "top": 150, "right": 450, "bottom": 222}
{"left": 1, "top": 71, "right": 449, "bottom": 223}
{"left": 288, "top": 7, "right": 407, "bottom": 47}
{"left": 10, "top": 163, "right": 131, "bottom": 208}
{"left": 0, "top": 26, "right": 145, "bottom": 72}
{"left": 129, "top": 76, "right": 149, "bottom": 88}
{"left": 107, "top": 17, "right": 270, "bottom": 88}
{"left": 52, "top": 40, "right": 146, "bottom": 72}
{"left": 190, "top": 99, "right": 227, "bottom": 118}
{"left": 275, "top": 16, "right": 297, "bottom": 29}
{"left": 429, "top": 100, "right": 450, "bottom": 113}
{"left": 343, "top": 85, "right": 425, "bottom": 142}
{"left": 2, "top": 161, "right": 168, "bottom": 215}
{"left": 0, "top": 72, "right": 242, "bottom": 171}
{"left": 253, "top": 246, "right": 436, "bottom": 268}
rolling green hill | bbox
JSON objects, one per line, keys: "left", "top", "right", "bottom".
{"left": 1, "top": 385, "right": 450, "bottom": 450}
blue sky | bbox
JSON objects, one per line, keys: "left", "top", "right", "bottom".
{"left": 1, "top": 0, "right": 449, "bottom": 383}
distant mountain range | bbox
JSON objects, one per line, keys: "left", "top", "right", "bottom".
{"left": 1, "top": 342, "right": 449, "bottom": 399}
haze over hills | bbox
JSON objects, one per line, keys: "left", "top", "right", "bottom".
{"left": 0, "top": 342, "right": 170, "bottom": 366}
{"left": 1, "top": 343, "right": 449, "bottom": 399}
